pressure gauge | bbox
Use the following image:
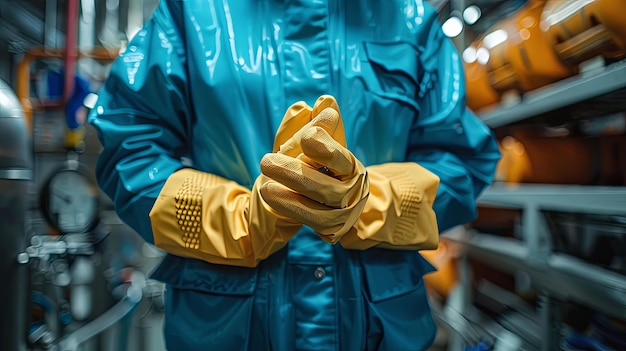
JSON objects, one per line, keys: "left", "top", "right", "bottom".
{"left": 40, "top": 160, "right": 100, "bottom": 234}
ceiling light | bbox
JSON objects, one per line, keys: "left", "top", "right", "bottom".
{"left": 462, "top": 47, "right": 477, "bottom": 63}
{"left": 476, "top": 47, "right": 490, "bottom": 65}
{"left": 442, "top": 16, "right": 464, "bottom": 38}
{"left": 483, "top": 29, "right": 508, "bottom": 49}
{"left": 463, "top": 5, "right": 481, "bottom": 25}
{"left": 83, "top": 93, "right": 99, "bottom": 109}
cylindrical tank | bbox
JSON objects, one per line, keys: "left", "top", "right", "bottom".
{"left": 0, "top": 79, "right": 33, "bottom": 351}
{"left": 485, "top": 0, "right": 572, "bottom": 94}
{"left": 464, "top": 0, "right": 574, "bottom": 111}
{"left": 541, "top": 0, "right": 626, "bottom": 67}
{"left": 464, "top": 45, "right": 501, "bottom": 111}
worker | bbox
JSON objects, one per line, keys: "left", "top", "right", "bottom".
{"left": 89, "top": 1, "right": 500, "bottom": 350}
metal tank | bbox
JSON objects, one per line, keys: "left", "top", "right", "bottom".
{"left": 0, "top": 79, "right": 32, "bottom": 351}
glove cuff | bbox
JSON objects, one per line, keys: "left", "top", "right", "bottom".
{"left": 149, "top": 168, "right": 300, "bottom": 267}
{"left": 150, "top": 168, "right": 224, "bottom": 257}
{"left": 340, "top": 162, "right": 440, "bottom": 250}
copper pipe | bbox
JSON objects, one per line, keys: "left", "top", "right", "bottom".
{"left": 15, "top": 47, "right": 119, "bottom": 130}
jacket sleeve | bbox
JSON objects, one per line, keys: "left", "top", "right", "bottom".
{"left": 407, "top": 8, "right": 501, "bottom": 233}
{"left": 88, "top": 2, "right": 190, "bottom": 243}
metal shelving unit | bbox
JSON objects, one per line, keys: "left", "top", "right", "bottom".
{"left": 480, "top": 183, "right": 626, "bottom": 216}
{"left": 449, "top": 59, "right": 626, "bottom": 351}
{"left": 443, "top": 230, "right": 626, "bottom": 319}
{"left": 477, "top": 60, "right": 626, "bottom": 128}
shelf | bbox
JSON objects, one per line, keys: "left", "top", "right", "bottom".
{"left": 443, "top": 230, "right": 528, "bottom": 272}
{"left": 478, "top": 183, "right": 626, "bottom": 216}
{"left": 477, "top": 60, "right": 626, "bottom": 128}
{"left": 463, "top": 48, "right": 626, "bottom": 351}
{"left": 443, "top": 230, "right": 626, "bottom": 319}
{"left": 549, "top": 253, "right": 626, "bottom": 317}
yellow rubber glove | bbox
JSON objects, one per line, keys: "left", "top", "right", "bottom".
{"left": 147, "top": 102, "right": 326, "bottom": 267}
{"left": 263, "top": 95, "right": 439, "bottom": 250}
{"left": 259, "top": 98, "right": 369, "bottom": 244}
{"left": 149, "top": 170, "right": 301, "bottom": 267}
{"left": 273, "top": 95, "right": 347, "bottom": 156}
{"left": 339, "top": 162, "right": 441, "bottom": 250}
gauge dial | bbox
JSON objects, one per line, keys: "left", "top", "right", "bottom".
{"left": 40, "top": 162, "right": 99, "bottom": 234}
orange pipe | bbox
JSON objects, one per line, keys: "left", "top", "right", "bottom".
{"left": 15, "top": 47, "right": 119, "bottom": 130}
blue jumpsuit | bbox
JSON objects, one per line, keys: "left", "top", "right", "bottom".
{"left": 89, "top": 1, "right": 500, "bottom": 350}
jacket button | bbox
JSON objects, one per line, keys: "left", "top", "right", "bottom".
{"left": 314, "top": 267, "right": 325, "bottom": 280}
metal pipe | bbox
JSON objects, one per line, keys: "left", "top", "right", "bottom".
{"left": 45, "top": 0, "right": 58, "bottom": 48}
{"left": 0, "top": 79, "right": 33, "bottom": 351}
{"left": 64, "top": 0, "right": 79, "bottom": 103}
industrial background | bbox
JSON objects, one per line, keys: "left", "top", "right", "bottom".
{"left": 1, "top": 0, "right": 625, "bottom": 350}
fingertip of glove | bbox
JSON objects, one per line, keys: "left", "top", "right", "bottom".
{"left": 258, "top": 180, "right": 278, "bottom": 202}
{"left": 259, "top": 153, "right": 273, "bottom": 171}
{"left": 301, "top": 125, "right": 326, "bottom": 140}
{"left": 300, "top": 128, "right": 333, "bottom": 155}
{"left": 260, "top": 152, "right": 293, "bottom": 170}
{"left": 260, "top": 154, "right": 288, "bottom": 179}
{"left": 313, "top": 95, "right": 339, "bottom": 112}
{"left": 312, "top": 108, "right": 340, "bottom": 132}
{"left": 288, "top": 101, "right": 312, "bottom": 113}
{"left": 259, "top": 181, "right": 297, "bottom": 212}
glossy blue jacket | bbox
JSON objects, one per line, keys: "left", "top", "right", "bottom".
{"left": 89, "top": 1, "right": 500, "bottom": 350}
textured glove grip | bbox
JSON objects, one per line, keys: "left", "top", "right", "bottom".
{"left": 340, "top": 162, "right": 440, "bottom": 250}
{"left": 150, "top": 169, "right": 301, "bottom": 267}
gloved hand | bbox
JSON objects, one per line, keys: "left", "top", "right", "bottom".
{"left": 148, "top": 114, "right": 314, "bottom": 267}
{"left": 339, "top": 162, "right": 441, "bottom": 250}
{"left": 262, "top": 95, "right": 440, "bottom": 250}
{"left": 259, "top": 96, "right": 370, "bottom": 243}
